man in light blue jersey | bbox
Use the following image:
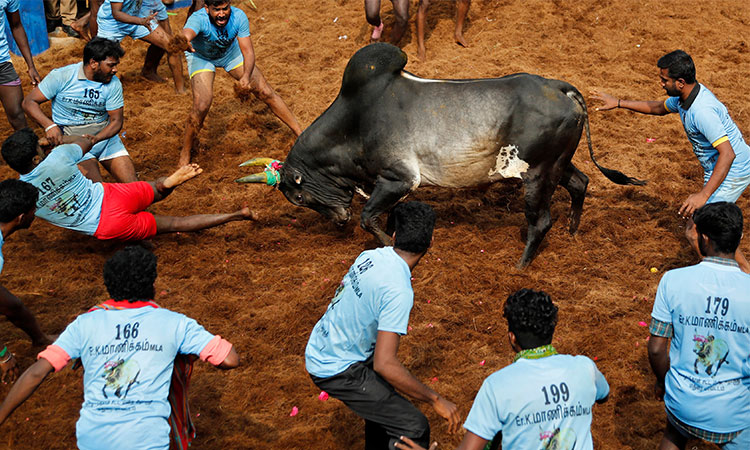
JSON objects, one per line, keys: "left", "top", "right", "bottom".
{"left": 23, "top": 38, "right": 137, "bottom": 184}
{"left": 305, "top": 201, "right": 460, "bottom": 450}
{"left": 648, "top": 202, "right": 750, "bottom": 450}
{"left": 397, "top": 289, "right": 609, "bottom": 450}
{"left": 97, "top": 0, "right": 186, "bottom": 93}
{"left": 1, "top": 128, "right": 255, "bottom": 241}
{"left": 0, "top": 0, "right": 41, "bottom": 130}
{"left": 592, "top": 50, "right": 750, "bottom": 272}
{"left": 0, "top": 245, "right": 239, "bottom": 449}
{"left": 179, "top": 0, "right": 302, "bottom": 166}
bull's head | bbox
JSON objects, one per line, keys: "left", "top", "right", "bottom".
{"left": 236, "top": 156, "right": 354, "bottom": 226}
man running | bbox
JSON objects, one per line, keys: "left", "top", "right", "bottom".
{"left": 23, "top": 38, "right": 137, "bottom": 184}
{"left": 179, "top": 0, "right": 302, "bottom": 166}
{"left": 1, "top": 128, "right": 254, "bottom": 241}
{"left": 364, "top": 0, "right": 409, "bottom": 44}
{"left": 416, "top": 0, "right": 470, "bottom": 60}
{"left": 96, "top": 0, "right": 186, "bottom": 93}
{"left": 0, "top": 0, "right": 41, "bottom": 130}
{"left": 0, "top": 245, "right": 239, "bottom": 449}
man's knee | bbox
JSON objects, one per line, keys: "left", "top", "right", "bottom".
{"left": 254, "top": 83, "right": 276, "bottom": 103}
{"left": 418, "top": 0, "right": 430, "bottom": 9}
{"left": 193, "top": 96, "right": 213, "bottom": 117}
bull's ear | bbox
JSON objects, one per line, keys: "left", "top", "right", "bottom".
{"left": 294, "top": 172, "right": 303, "bottom": 185}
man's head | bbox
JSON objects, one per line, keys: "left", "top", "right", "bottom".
{"left": 503, "top": 289, "right": 558, "bottom": 350}
{"left": 693, "top": 202, "right": 743, "bottom": 256}
{"left": 83, "top": 37, "right": 124, "bottom": 83}
{"left": 205, "top": 0, "right": 232, "bottom": 27}
{"left": 0, "top": 179, "right": 38, "bottom": 230}
{"left": 657, "top": 50, "right": 696, "bottom": 96}
{"left": 1, "top": 128, "right": 43, "bottom": 175}
{"left": 391, "top": 201, "right": 435, "bottom": 255}
{"left": 103, "top": 246, "right": 157, "bottom": 303}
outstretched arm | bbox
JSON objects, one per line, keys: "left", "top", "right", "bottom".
{"left": 60, "top": 136, "right": 94, "bottom": 155}
{"left": 7, "top": 10, "right": 39, "bottom": 85}
{"left": 591, "top": 90, "right": 669, "bottom": 115}
{"left": 0, "top": 359, "right": 54, "bottom": 426}
{"left": 22, "top": 88, "right": 63, "bottom": 146}
{"left": 111, "top": 3, "right": 157, "bottom": 28}
{"left": 236, "top": 36, "right": 256, "bottom": 88}
{"left": 374, "top": 331, "right": 461, "bottom": 433}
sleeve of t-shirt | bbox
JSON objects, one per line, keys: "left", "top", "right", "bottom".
{"left": 651, "top": 272, "right": 673, "bottom": 323}
{"left": 236, "top": 10, "right": 251, "bottom": 38}
{"left": 376, "top": 283, "right": 413, "bottom": 335}
{"left": 105, "top": 77, "right": 124, "bottom": 111}
{"left": 184, "top": 11, "right": 203, "bottom": 34}
{"left": 38, "top": 316, "right": 84, "bottom": 371}
{"left": 5, "top": 0, "right": 19, "bottom": 13}
{"left": 592, "top": 362, "right": 610, "bottom": 401}
{"left": 176, "top": 315, "right": 217, "bottom": 355}
{"left": 53, "top": 143, "right": 84, "bottom": 164}
{"left": 693, "top": 107, "right": 730, "bottom": 147}
{"left": 38, "top": 68, "right": 65, "bottom": 101}
{"left": 664, "top": 96, "right": 679, "bottom": 114}
{"left": 463, "top": 377, "right": 502, "bottom": 441}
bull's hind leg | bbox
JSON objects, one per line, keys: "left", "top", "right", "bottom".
{"left": 558, "top": 163, "right": 589, "bottom": 234}
{"left": 518, "top": 168, "right": 557, "bottom": 269}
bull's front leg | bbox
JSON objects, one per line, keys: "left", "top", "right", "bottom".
{"left": 361, "top": 172, "right": 417, "bottom": 245}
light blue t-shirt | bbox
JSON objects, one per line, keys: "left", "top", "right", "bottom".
{"left": 0, "top": 232, "right": 4, "bottom": 274}
{"left": 184, "top": 7, "right": 250, "bottom": 61}
{"left": 665, "top": 84, "right": 750, "bottom": 180}
{"left": 98, "top": 0, "right": 143, "bottom": 27}
{"left": 464, "top": 354, "right": 609, "bottom": 449}
{"left": 0, "top": 0, "right": 19, "bottom": 64}
{"left": 38, "top": 62, "right": 124, "bottom": 126}
{"left": 19, "top": 144, "right": 104, "bottom": 235}
{"left": 651, "top": 259, "right": 750, "bottom": 433}
{"left": 305, "top": 247, "right": 413, "bottom": 378}
{"left": 53, "top": 305, "right": 215, "bottom": 450}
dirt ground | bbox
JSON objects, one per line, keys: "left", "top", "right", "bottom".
{"left": 1, "top": 0, "right": 749, "bottom": 448}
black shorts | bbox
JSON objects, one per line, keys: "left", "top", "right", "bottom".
{"left": 311, "top": 359, "right": 430, "bottom": 450}
{"left": 0, "top": 62, "right": 19, "bottom": 85}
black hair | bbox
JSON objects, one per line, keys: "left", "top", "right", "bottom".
{"left": 657, "top": 50, "right": 696, "bottom": 84}
{"left": 503, "top": 289, "right": 558, "bottom": 349}
{"left": 0, "top": 179, "right": 38, "bottom": 222}
{"left": 204, "top": 0, "right": 231, "bottom": 6}
{"left": 103, "top": 246, "right": 157, "bottom": 302}
{"left": 693, "top": 202, "right": 743, "bottom": 255}
{"left": 83, "top": 37, "right": 125, "bottom": 65}
{"left": 1, "top": 128, "right": 39, "bottom": 174}
{"left": 392, "top": 201, "right": 435, "bottom": 254}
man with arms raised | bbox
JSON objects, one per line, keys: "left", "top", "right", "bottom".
{"left": 593, "top": 50, "right": 750, "bottom": 272}
{"left": 648, "top": 202, "right": 750, "bottom": 450}
{"left": 23, "top": 38, "right": 136, "bottom": 184}
{"left": 305, "top": 201, "right": 460, "bottom": 449}
{"left": 397, "top": 289, "right": 609, "bottom": 450}
{"left": 179, "top": 0, "right": 302, "bottom": 166}
{"left": 1, "top": 128, "right": 254, "bottom": 242}
{"left": 0, "top": 245, "right": 239, "bottom": 449}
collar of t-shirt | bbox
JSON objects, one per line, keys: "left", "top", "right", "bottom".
{"left": 679, "top": 83, "right": 701, "bottom": 110}
{"left": 513, "top": 344, "right": 558, "bottom": 362}
{"left": 87, "top": 299, "right": 161, "bottom": 312}
{"left": 701, "top": 256, "right": 740, "bottom": 268}
{"left": 76, "top": 62, "right": 87, "bottom": 81}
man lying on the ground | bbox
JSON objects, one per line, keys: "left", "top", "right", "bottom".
{"left": 23, "top": 38, "right": 137, "bottom": 184}
{"left": 0, "top": 245, "right": 239, "bottom": 449}
{"left": 1, "top": 128, "right": 255, "bottom": 241}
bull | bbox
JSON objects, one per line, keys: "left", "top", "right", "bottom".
{"left": 238, "top": 43, "right": 644, "bottom": 268}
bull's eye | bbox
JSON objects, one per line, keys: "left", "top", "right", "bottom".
{"left": 295, "top": 193, "right": 304, "bottom": 204}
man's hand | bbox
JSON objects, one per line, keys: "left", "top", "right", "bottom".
{"left": 82, "top": 134, "right": 101, "bottom": 145}
{"left": 432, "top": 395, "right": 461, "bottom": 434}
{"left": 142, "top": 11, "right": 158, "bottom": 30}
{"left": 590, "top": 90, "right": 619, "bottom": 111}
{"left": 46, "top": 125, "right": 63, "bottom": 146}
{"left": 238, "top": 75, "right": 251, "bottom": 90}
{"left": 679, "top": 191, "right": 709, "bottom": 218}
{"left": 653, "top": 380, "right": 665, "bottom": 401}
{"left": 0, "top": 353, "right": 18, "bottom": 384}
{"left": 394, "top": 436, "right": 438, "bottom": 450}
{"left": 28, "top": 68, "right": 41, "bottom": 86}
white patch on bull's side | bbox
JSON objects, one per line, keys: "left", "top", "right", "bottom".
{"left": 355, "top": 186, "right": 370, "bottom": 199}
{"left": 400, "top": 71, "right": 472, "bottom": 84}
{"left": 488, "top": 145, "right": 528, "bottom": 179}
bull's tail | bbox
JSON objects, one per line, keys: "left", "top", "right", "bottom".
{"left": 565, "top": 88, "right": 647, "bottom": 186}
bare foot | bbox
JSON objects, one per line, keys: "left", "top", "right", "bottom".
{"left": 239, "top": 205, "right": 259, "bottom": 221}
{"left": 417, "top": 45, "right": 427, "bottom": 61}
{"left": 455, "top": 31, "right": 469, "bottom": 47}
{"left": 174, "top": 86, "right": 187, "bottom": 95}
{"left": 178, "top": 147, "right": 192, "bottom": 167}
{"left": 370, "top": 21, "right": 384, "bottom": 42}
{"left": 164, "top": 163, "right": 203, "bottom": 189}
{"left": 70, "top": 21, "right": 89, "bottom": 41}
{"left": 141, "top": 69, "right": 166, "bottom": 84}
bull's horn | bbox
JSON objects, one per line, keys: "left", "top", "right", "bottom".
{"left": 235, "top": 172, "right": 269, "bottom": 184}
{"left": 239, "top": 157, "right": 276, "bottom": 167}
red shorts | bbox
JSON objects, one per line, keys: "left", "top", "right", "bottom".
{"left": 94, "top": 182, "right": 158, "bottom": 241}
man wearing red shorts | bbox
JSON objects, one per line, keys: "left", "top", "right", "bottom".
{"left": 1, "top": 128, "right": 254, "bottom": 240}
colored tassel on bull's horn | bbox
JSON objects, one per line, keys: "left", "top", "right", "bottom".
{"left": 235, "top": 158, "right": 283, "bottom": 186}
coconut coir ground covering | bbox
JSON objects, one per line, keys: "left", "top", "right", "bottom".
{"left": 1, "top": 0, "right": 749, "bottom": 448}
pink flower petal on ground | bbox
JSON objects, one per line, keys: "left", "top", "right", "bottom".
{"left": 289, "top": 406, "right": 299, "bottom": 417}
{"left": 646, "top": 138, "right": 656, "bottom": 143}
{"left": 318, "top": 391, "right": 329, "bottom": 401}
{"left": 593, "top": 356, "right": 598, "bottom": 361}
{"left": 638, "top": 321, "right": 648, "bottom": 327}
{"left": 426, "top": 323, "right": 433, "bottom": 328}
{"left": 431, "top": 377, "right": 438, "bottom": 382}
{"left": 479, "top": 360, "right": 485, "bottom": 366}
{"left": 196, "top": 413, "right": 200, "bottom": 417}
{"left": 427, "top": 300, "right": 431, "bottom": 304}
{"left": 408, "top": 326, "right": 413, "bottom": 331}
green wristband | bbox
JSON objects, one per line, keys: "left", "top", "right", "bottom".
{"left": 0, "top": 346, "right": 7, "bottom": 357}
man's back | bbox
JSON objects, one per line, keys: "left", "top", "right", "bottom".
{"left": 652, "top": 258, "right": 750, "bottom": 433}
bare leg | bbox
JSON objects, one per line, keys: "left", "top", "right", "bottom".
{"left": 365, "top": 0, "right": 384, "bottom": 41}
{"left": 416, "top": 0, "right": 430, "bottom": 60}
{"left": 390, "top": 0, "right": 409, "bottom": 45}
{"left": 455, "top": 0, "right": 470, "bottom": 47}
{"left": 234, "top": 65, "right": 303, "bottom": 136}
{"left": 150, "top": 163, "right": 203, "bottom": 202}
{"left": 180, "top": 71, "right": 215, "bottom": 166}
{"left": 71, "top": 12, "right": 91, "bottom": 41}
{"left": 142, "top": 19, "right": 170, "bottom": 83}
{"left": 154, "top": 206, "right": 255, "bottom": 234}
{"left": 658, "top": 420, "right": 686, "bottom": 450}
{"left": 0, "top": 286, "right": 52, "bottom": 347}
{"left": 140, "top": 25, "right": 186, "bottom": 94}
{"left": 100, "top": 155, "right": 138, "bottom": 183}
{"left": 78, "top": 158, "right": 104, "bottom": 183}
{"left": 0, "top": 84, "right": 27, "bottom": 130}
